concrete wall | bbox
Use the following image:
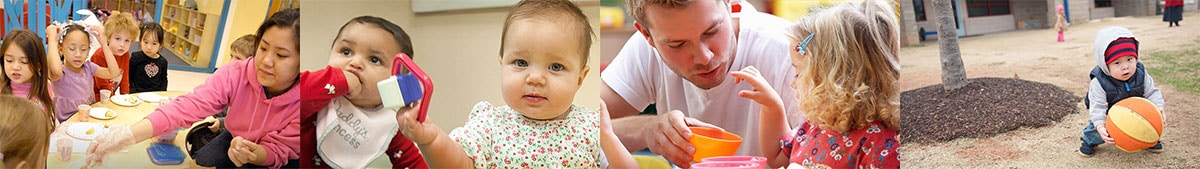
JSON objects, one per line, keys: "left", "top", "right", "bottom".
{"left": 900, "top": 0, "right": 920, "bottom": 45}
{"left": 1012, "top": 0, "right": 1050, "bottom": 30}
{"left": 1114, "top": 0, "right": 1155, "bottom": 17}
{"left": 1068, "top": 0, "right": 1093, "bottom": 24}
{"left": 1091, "top": 7, "right": 1114, "bottom": 20}
{"left": 963, "top": 15, "right": 1015, "bottom": 35}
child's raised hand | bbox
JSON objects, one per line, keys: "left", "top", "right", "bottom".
{"left": 87, "top": 25, "right": 110, "bottom": 47}
{"left": 396, "top": 103, "right": 441, "bottom": 145}
{"left": 46, "top": 24, "right": 61, "bottom": 42}
{"left": 731, "top": 66, "right": 784, "bottom": 109}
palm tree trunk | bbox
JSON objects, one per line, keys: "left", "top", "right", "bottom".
{"left": 933, "top": 0, "right": 967, "bottom": 90}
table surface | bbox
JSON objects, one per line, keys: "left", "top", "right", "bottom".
{"left": 47, "top": 91, "right": 210, "bottom": 168}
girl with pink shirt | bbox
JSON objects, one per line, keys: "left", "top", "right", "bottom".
{"left": 1, "top": 29, "right": 57, "bottom": 123}
{"left": 85, "top": 9, "right": 301, "bottom": 168}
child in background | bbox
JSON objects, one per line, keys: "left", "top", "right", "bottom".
{"left": 0, "top": 95, "right": 54, "bottom": 169}
{"left": 91, "top": 12, "right": 138, "bottom": 99}
{"left": 201, "top": 34, "right": 258, "bottom": 130}
{"left": 298, "top": 16, "right": 427, "bottom": 168}
{"left": 86, "top": 9, "right": 302, "bottom": 168}
{"left": 47, "top": 23, "right": 124, "bottom": 122}
{"left": 396, "top": 0, "right": 600, "bottom": 168}
{"left": 1055, "top": 5, "right": 1067, "bottom": 43}
{"left": 129, "top": 22, "right": 168, "bottom": 93}
{"left": 230, "top": 34, "right": 258, "bottom": 61}
{"left": 1, "top": 29, "right": 58, "bottom": 119}
{"left": 734, "top": 1, "right": 901, "bottom": 168}
{"left": 1078, "top": 26, "right": 1166, "bottom": 157}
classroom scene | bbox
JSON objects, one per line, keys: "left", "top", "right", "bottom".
{"left": 2, "top": 0, "right": 298, "bottom": 168}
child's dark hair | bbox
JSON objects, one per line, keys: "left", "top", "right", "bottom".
{"left": 0, "top": 30, "right": 58, "bottom": 119}
{"left": 60, "top": 24, "right": 90, "bottom": 44}
{"left": 140, "top": 22, "right": 164, "bottom": 42}
{"left": 334, "top": 16, "right": 415, "bottom": 58}
{"left": 501, "top": 0, "right": 594, "bottom": 65}
{"left": 256, "top": 8, "right": 300, "bottom": 50}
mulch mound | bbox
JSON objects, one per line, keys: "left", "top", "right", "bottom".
{"left": 901, "top": 77, "right": 1080, "bottom": 144}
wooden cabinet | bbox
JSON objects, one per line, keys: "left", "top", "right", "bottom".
{"left": 160, "top": 3, "right": 216, "bottom": 67}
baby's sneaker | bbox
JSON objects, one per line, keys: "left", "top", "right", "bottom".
{"left": 1079, "top": 142, "right": 1097, "bottom": 157}
{"left": 1147, "top": 142, "right": 1164, "bottom": 153}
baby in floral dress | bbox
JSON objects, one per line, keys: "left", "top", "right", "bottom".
{"left": 396, "top": 0, "right": 599, "bottom": 168}
{"left": 733, "top": 1, "right": 900, "bottom": 168}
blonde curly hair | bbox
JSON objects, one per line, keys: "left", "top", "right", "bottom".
{"left": 104, "top": 11, "right": 139, "bottom": 39}
{"left": 786, "top": 0, "right": 900, "bottom": 132}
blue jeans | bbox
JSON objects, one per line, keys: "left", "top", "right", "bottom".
{"left": 1081, "top": 122, "right": 1105, "bottom": 146}
{"left": 1082, "top": 121, "right": 1163, "bottom": 148}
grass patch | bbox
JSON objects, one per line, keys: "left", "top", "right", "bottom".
{"left": 1142, "top": 48, "right": 1200, "bottom": 95}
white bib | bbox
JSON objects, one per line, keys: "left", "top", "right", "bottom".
{"left": 316, "top": 98, "right": 399, "bottom": 169}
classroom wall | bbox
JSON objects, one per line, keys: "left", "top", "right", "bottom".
{"left": 300, "top": 0, "right": 601, "bottom": 135}
{"left": 214, "top": 0, "right": 269, "bottom": 68}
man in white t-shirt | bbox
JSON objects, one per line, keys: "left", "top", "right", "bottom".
{"left": 602, "top": 0, "right": 801, "bottom": 167}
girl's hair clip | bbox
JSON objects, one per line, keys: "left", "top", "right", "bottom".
{"left": 52, "top": 20, "right": 94, "bottom": 44}
{"left": 795, "top": 34, "right": 815, "bottom": 55}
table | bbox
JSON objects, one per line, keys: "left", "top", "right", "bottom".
{"left": 47, "top": 91, "right": 210, "bottom": 168}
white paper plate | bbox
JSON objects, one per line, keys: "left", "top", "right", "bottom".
{"left": 110, "top": 95, "right": 141, "bottom": 106}
{"left": 88, "top": 107, "right": 116, "bottom": 120}
{"left": 66, "top": 123, "right": 108, "bottom": 140}
{"left": 137, "top": 93, "right": 164, "bottom": 103}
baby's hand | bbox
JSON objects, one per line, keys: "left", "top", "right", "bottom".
{"left": 396, "top": 103, "right": 441, "bottom": 145}
{"left": 342, "top": 70, "right": 363, "bottom": 97}
{"left": 731, "top": 66, "right": 784, "bottom": 109}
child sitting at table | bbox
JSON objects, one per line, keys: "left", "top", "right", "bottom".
{"left": 734, "top": 1, "right": 901, "bottom": 168}
{"left": 86, "top": 9, "right": 302, "bottom": 168}
{"left": 0, "top": 95, "right": 54, "bottom": 168}
{"left": 129, "top": 22, "right": 168, "bottom": 93}
{"left": 90, "top": 12, "right": 138, "bottom": 100}
{"left": 1, "top": 29, "right": 58, "bottom": 121}
{"left": 47, "top": 23, "right": 124, "bottom": 122}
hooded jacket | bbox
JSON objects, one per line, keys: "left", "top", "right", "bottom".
{"left": 1086, "top": 26, "right": 1166, "bottom": 128}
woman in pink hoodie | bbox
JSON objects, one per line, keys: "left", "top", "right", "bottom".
{"left": 85, "top": 9, "right": 301, "bottom": 168}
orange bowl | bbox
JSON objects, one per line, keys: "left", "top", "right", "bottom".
{"left": 689, "top": 127, "right": 743, "bottom": 162}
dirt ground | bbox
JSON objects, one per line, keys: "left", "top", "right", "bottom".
{"left": 900, "top": 12, "right": 1200, "bottom": 168}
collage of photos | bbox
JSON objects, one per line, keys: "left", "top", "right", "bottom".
{"left": 0, "top": 0, "right": 1196, "bottom": 169}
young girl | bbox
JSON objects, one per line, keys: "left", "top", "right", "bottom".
{"left": 129, "top": 22, "right": 168, "bottom": 93}
{"left": 47, "top": 23, "right": 124, "bottom": 122}
{"left": 733, "top": 1, "right": 900, "bottom": 168}
{"left": 1, "top": 29, "right": 58, "bottom": 120}
{"left": 298, "top": 16, "right": 427, "bottom": 169}
{"left": 1055, "top": 5, "right": 1067, "bottom": 42}
{"left": 86, "top": 9, "right": 302, "bottom": 168}
{"left": 396, "top": 0, "right": 600, "bottom": 168}
{"left": 0, "top": 95, "right": 54, "bottom": 169}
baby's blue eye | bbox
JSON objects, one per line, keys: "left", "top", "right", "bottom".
{"left": 549, "top": 63, "right": 564, "bottom": 71}
{"left": 514, "top": 59, "right": 528, "bottom": 67}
